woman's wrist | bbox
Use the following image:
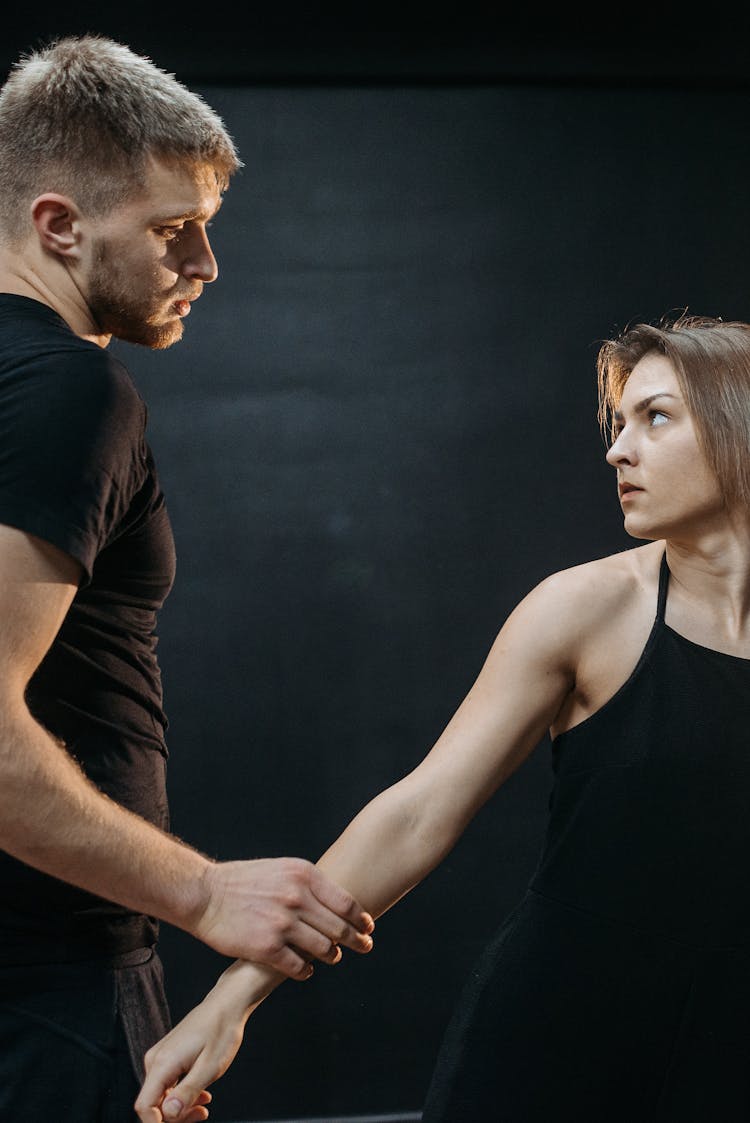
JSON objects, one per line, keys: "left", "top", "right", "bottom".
{"left": 207, "top": 957, "right": 285, "bottom": 1017}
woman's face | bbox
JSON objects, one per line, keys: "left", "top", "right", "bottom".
{"left": 605, "top": 352, "right": 725, "bottom": 542}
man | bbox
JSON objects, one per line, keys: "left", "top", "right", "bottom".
{"left": 0, "top": 34, "right": 374, "bottom": 1120}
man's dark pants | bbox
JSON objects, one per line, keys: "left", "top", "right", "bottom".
{"left": 0, "top": 947, "right": 171, "bottom": 1120}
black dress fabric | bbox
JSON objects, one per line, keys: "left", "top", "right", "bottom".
{"left": 422, "top": 553, "right": 750, "bottom": 1122}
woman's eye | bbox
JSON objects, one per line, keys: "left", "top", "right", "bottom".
{"left": 649, "top": 410, "right": 668, "bottom": 427}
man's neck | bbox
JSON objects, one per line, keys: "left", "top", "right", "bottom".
{"left": 0, "top": 252, "right": 111, "bottom": 348}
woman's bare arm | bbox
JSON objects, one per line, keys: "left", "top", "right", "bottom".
{"left": 136, "top": 568, "right": 588, "bottom": 1121}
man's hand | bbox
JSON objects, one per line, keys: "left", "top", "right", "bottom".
{"left": 135, "top": 868, "right": 374, "bottom": 1118}
{"left": 190, "top": 857, "right": 374, "bottom": 978}
{"left": 0, "top": 526, "right": 374, "bottom": 981}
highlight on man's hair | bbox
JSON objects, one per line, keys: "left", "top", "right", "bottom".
{"left": 0, "top": 35, "right": 241, "bottom": 242}
{"left": 597, "top": 313, "right": 750, "bottom": 510}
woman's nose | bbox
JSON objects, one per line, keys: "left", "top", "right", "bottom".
{"left": 605, "top": 429, "right": 638, "bottom": 467}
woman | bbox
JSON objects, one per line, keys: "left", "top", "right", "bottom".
{"left": 136, "top": 314, "right": 750, "bottom": 1122}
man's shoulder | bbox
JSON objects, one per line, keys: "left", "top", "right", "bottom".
{"left": 63, "top": 347, "right": 144, "bottom": 425}
{"left": 0, "top": 294, "right": 143, "bottom": 419}
{"left": 1, "top": 339, "right": 144, "bottom": 439}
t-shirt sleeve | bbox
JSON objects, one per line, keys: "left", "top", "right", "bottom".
{"left": 0, "top": 349, "right": 148, "bottom": 584}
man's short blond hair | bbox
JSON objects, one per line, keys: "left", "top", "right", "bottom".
{"left": 0, "top": 35, "right": 241, "bottom": 243}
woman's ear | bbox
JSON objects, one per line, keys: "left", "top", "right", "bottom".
{"left": 29, "top": 194, "right": 82, "bottom": 258}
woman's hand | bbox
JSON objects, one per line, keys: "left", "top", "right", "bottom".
{"left": 134, "top": 997, "right": 247, "bottom": 1121}
{"left": 135, "top": 960, "right": 283, "bottom": 1121}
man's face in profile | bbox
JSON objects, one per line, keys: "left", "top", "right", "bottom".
{"left": 84, "top": 157, "right": 222, "bottom": 349}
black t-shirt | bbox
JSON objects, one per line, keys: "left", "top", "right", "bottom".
{"left": 0, "top": 294, "right": 176, "bottom": 963}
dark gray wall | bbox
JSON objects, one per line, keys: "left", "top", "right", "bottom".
{"left": 2, "top": 10, "right": 749, "bottom": 1117}
{"left": 6, "top": 4, "right": 750, "bottom": 87}
{"left": 104, "top": 81, "right": 750, "bottom": 1120}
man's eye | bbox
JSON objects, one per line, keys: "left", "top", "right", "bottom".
{"left": 156, "top": 226, "right": 183, "bottom": 240}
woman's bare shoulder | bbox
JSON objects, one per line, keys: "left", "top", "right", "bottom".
{"left": 515, "top": 541, "right": 663, "bottom": 635}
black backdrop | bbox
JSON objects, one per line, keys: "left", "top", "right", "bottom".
{"left": 6, "top": 10, "right": 750, "bottom": 1122}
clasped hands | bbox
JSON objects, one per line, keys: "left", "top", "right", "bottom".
{"left": 135, "top": 856, "right": 374, "bottom": 1121}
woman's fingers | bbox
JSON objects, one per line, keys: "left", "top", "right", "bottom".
{"left": 135, "top": 1000, "right": 246, "bottom": 1122}
{"left": 159, "top": 1089, "right": 212, "bottom": 1121}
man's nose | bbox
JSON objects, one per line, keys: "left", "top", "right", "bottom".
{"left": 182, "top": 229, "right": 218, "bottom": 284}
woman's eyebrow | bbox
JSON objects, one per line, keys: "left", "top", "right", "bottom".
{"left": 613, "top": 392, "right": 679, "bottom": 422}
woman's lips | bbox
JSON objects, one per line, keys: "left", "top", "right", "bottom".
{"left": 619, "top": 482, "right": 643, "bottom": 500}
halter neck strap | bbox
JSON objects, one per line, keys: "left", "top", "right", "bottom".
{"left": 657, "top": 550, "right": 670, "bottom": 622}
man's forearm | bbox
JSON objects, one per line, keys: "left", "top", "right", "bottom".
{"left": 0, "top": 701, "right": 376, "bottom": 975}
{"left": 0, "top": 702, "right": 212, "bottom": 930}
{"left": 0, "top": 531, "right": 376, "bottom": 978}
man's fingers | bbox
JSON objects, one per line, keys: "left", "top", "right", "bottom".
{"left": 192, "top": 858, "right": 375, "bottom": 968}
{"left": 289, "top": 923, "right": 344, "bottom": 965}
{"left": 287, "top": 937, "right": 341, "bottom": 972}
{"left": 294, "top": 905, "right": 375, "bottom": 958}
{"left": 309, "top": 866, "right": 375, "bottom": 934}
{"left": 263, "top": 940, "right": 315, "bottom": 980}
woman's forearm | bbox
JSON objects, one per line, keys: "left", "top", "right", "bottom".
{"left": 179, "top": 780, "right": 445, "bottom": 1010}
{"left": 136, "top": 574, "right": 578, "bottom": 1120}
{"left": 315, "top": 773, "right": 461, "bottom": 921}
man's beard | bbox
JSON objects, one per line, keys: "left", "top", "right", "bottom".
{"left": 87, "top": 240, "right": 184, "bottom": 350}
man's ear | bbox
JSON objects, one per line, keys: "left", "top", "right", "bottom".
{"left": 29, "top": 194, "right": 82, "bottom": 258}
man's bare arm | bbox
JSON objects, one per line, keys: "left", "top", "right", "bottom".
{"left": 0, "top": 525, "right": 374, "bottom": 976}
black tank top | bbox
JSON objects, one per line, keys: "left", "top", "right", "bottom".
{"left": 530, "top": 551, "right": 750, "bottom": 949}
